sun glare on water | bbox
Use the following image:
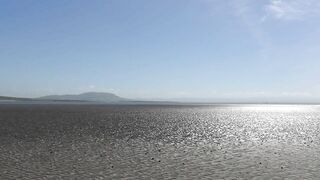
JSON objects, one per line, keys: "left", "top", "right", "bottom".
{"left": 238, "top": 105, "right": 315, "bottom": 112}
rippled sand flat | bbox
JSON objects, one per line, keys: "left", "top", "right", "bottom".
{"left": 1, "top": 104, "right": 320, "bottom": 179}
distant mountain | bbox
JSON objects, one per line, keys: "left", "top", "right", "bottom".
{"left": 38, "top": 92, "right": 129, "bottom": 102}
{"left": 0, "top": 96, "right": 31, "bottom": 101}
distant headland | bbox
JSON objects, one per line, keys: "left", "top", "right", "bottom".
{"left": 0, "top": 92, "right": 175, "bottom": 105}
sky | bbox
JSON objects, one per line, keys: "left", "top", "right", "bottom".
{"left": 1, "top": 0, "right": 320, "bottom": 102}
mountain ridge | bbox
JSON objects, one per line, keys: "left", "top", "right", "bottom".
{"left": 38, "top": 92, "right": 129, "bottom": 102}
{"left": 0, "top": 96, "right": 31, "bottom": 101}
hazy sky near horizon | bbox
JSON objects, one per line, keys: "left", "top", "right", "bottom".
{"left": 1, "top": 0, "right": 320, "bottom": 100}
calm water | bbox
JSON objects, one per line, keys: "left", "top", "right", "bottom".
{"left": 1, "top": 104, "right": 320, "bottom": 179}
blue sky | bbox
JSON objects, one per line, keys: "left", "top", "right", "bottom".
{"left": 1, "top": 0, "right": 320, "bottom": 101}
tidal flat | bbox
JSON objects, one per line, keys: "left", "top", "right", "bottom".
{"left": 1, "top": 104, "right": 320, "bottom": 179}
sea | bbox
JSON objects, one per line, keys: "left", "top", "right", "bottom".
{"left": 1, "top": 104, "right": 320, "bottom": 179}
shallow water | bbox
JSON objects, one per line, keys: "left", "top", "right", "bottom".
{"left": 1, "top": 104, "right": 320, "bottom": 179}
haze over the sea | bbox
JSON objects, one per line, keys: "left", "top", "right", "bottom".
{"left": 1, "top": 0, "right": 320, "bottom": 102}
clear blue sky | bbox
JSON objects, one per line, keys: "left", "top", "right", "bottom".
{"left": 1, "top": 0, "right": 320, "bottom": 101}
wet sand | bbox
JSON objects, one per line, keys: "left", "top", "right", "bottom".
{"left": 1, "top": 104, "right": 320, "bottom": 179}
